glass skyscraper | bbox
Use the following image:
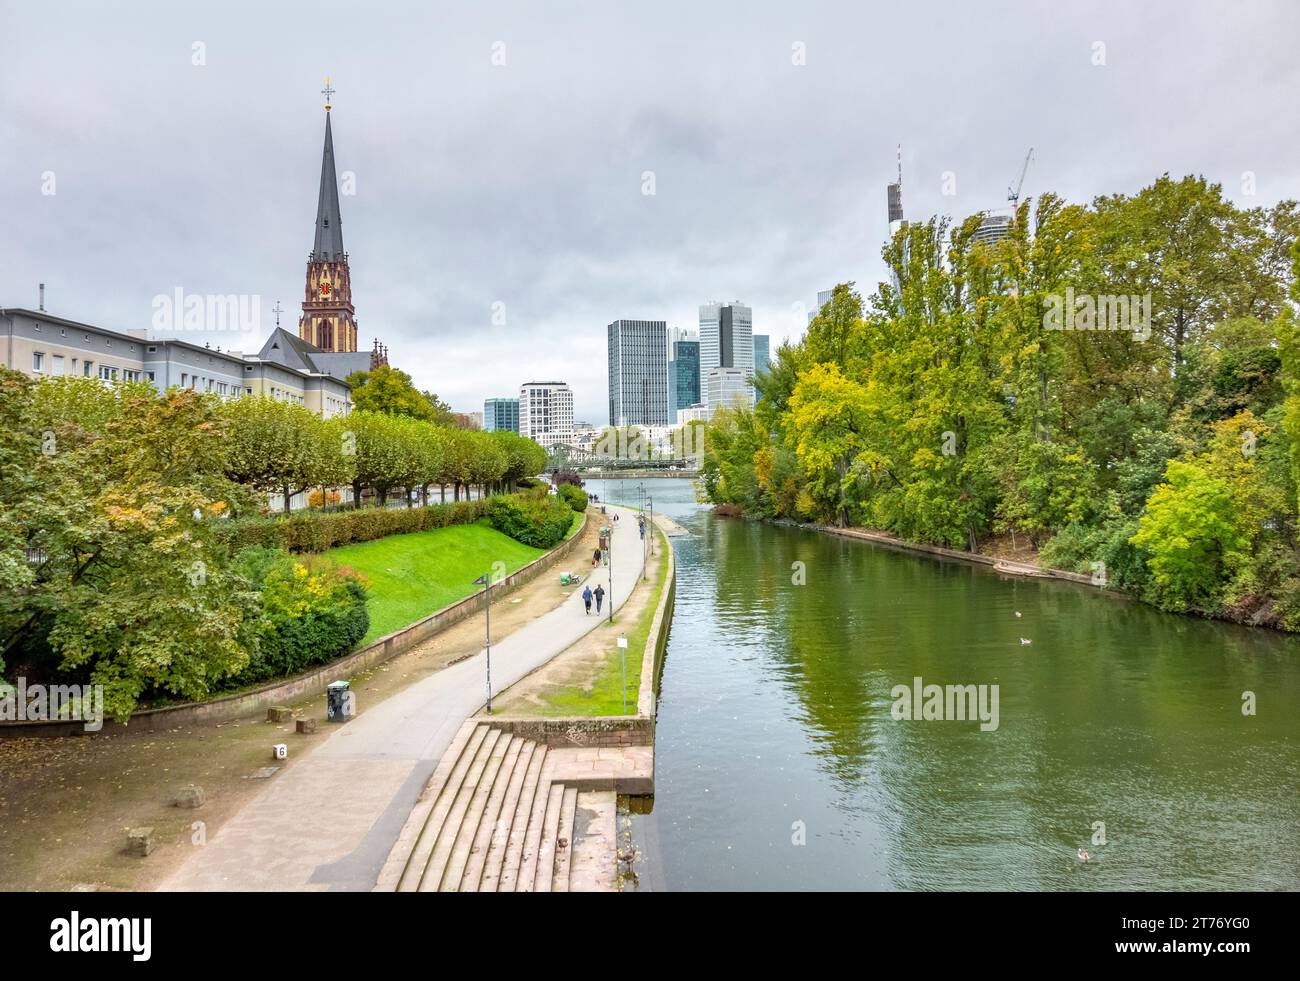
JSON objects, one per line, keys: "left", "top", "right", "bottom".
{"left": 700, "top": 301, "right": 754, "bottom": 413}
{"left": 607, "top": 319, "right": 669, "bottom": 427}
{"left": 669, "top": 328, "right": 700, "bottom": 416}
{"left": 483, "top": 397, "right": 519, "bottom": 433}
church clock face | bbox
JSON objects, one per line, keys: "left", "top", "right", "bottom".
{"left": 319, "top": 279, "right": 333, "bottom": 297}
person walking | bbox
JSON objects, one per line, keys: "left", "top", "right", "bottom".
{"left": 582, "top": 584, "right": 593, "bottom": 615}
{"left": 593, "top": 583, "right": 605, "bottom": 614}
{"left": 593, "top": 546, "right": 601, "bottom": 567}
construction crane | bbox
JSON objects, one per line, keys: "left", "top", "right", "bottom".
{"left": 1007, "top": 147, "right": 1034, "bottom": 207}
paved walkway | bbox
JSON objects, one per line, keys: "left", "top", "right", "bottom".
{"left": 161, "top": 507, "right": 645, "bottom": 891}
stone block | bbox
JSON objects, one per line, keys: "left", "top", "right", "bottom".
{"left": 127, "top": 827, "right": 154, "bottom": 857}
{"left": 267, "top": 706, "right": 294, "bottom": 723}
{"left": 296, "top": 718, "right": 317, "bottom": 735}
{"left": 171, "top": 784, "right": 205, "bottom": 809}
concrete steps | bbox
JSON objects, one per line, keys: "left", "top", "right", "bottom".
{"left": 381, "top": 721, "right": 625, "bottom": 892}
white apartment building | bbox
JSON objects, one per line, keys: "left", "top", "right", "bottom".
{"left": 519, "top": 381, "right": 574, "bottom": 449}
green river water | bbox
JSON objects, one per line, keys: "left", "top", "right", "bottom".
{"left": 588, "top": 478, "right": 1299, "bottom": 891}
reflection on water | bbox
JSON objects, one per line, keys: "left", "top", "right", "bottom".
{"left": 587, "top": 478, "right": 1300, "bottom": 891}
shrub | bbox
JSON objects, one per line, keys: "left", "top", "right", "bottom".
{"left": 556, "top": 483, "right": 588, "bottom": 513}
{"left": 216, "top": 499, "right": 489, "bottom": 553}
{"left": 487, "top": 493, "right": 575, "bottom": 549}
{"left": 1041, "top": 517, "right": 1149, "bottom": 594}
{"left": 223, "top": 549, "right": 369, "bottom": 687}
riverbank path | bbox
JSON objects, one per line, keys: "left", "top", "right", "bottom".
{"left": 160, "top": 506, "right": 645, "bottom": 891}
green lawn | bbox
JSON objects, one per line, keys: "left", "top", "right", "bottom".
{"left": 319, "top": 519, "right": 548, "bottom": 644}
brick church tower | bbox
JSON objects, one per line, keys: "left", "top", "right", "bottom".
{"left": 299, "top": 81, "right": 359, "bottom": 354}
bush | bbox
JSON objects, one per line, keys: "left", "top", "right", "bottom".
{"left": 556, "top": 483, "right": 588, "bottom": 513}
{"left": 216, "top": 499, "right": 489, "bottom": 553}
{"left": 223, "top": 549, "right": 369, "bottom": 687}
{"left": 1041, "top": 517, "right": 1150, "bottom": 595}
{"left": 487, "top": 493, "right": 575, "bottom": 549}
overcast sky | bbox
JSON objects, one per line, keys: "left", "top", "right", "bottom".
{"left": 3, "top": 0, "right": 1298, "bottom": 421}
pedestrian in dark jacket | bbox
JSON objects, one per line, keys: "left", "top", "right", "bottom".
{"left": 593, "top": 547, "right": 601, "bottom": 567}
{"left": 593, "top": 584, "right": 605, "bottom": 614}
{"left": 582, "top": 585, "right": 593, "bottom": 615}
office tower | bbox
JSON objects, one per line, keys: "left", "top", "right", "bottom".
{"left": 607, "top": 319, "right": 669, "bottom": 427}
{"left": 752, "top": 334, "right": 770, "bottom": 371}
{"left": 668, "top": 327, "right": 701, "bottom": 417}
{"left": 519, "top": 381, "right": 574, "bottom": 448}
{"left": 700, "top": 301, "right": 753, "bottom": 412}
{"left": 705, "top": 368, "right": 751, "bottom": 414}
{"left": 483, "top": 397, "right": 519, "bottom": 433}
{"left": 699, "top": 301, "right": 753, "bottom": 374}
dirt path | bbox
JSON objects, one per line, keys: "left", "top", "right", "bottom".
{"left": 0, "top": 513, "right": 601, "bottom": 892}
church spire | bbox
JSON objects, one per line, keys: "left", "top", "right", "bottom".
{"left": 300, "top": 77, "right": 357, "bottom": 355}
{"left": 311, "top": 80, "right": 345, "bottom": 262}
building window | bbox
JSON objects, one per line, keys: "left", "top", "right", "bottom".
{"left": 181, "top": 373, "right": 188, "bottom": 386}
{"left": 146, "top": 370, "right": 156, "bottom": 382}
{"left": 98, "top": 365, "right": 117, "bottom": 382}
{"left": 51, "top": 355, "right": 64, "bottom": 376}
{"left": 83, "top": 361, "right": 93, "bottom": 377}
{"left": 32, "top": 352, "right": 44, "bottom": 372}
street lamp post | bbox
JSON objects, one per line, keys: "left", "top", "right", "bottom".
{"left": 472, "top": 571, "right": 494, "bottom": 713}
{"left": 607, "top": 518, "right": 614, "bottom": 624}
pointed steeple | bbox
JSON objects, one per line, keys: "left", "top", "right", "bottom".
{"left": 312, "top": 108, "right": 345, "bottom": 262}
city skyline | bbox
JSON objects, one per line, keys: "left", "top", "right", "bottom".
{"left": 3, "top": 0, "right": 1298, "bottom": 915}
{"left": 4, "top": 0, "right": 1298, "bottom": 422}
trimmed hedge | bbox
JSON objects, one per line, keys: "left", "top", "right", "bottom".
{"left": 487, "top": 493, "right": 575, "bottom": 549}
{"left": 218, "top": 499, "right": 490, "bottom": 553}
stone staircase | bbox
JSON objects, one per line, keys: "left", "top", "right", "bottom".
{"left": 377, "top": 720, "right": 649, "bottom": 892}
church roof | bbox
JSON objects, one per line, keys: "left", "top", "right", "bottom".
{"left": 257, "top": 327, "right": 371, "bottom": 380}
{"left": 258, "top": 327, "right": 322, "bottom": 373}
{"left": 311, "top": 111, "right": 346, "bottom": 262}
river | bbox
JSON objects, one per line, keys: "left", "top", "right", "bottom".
{"left": 583, "top": 477, "right": 1300, "bottom": 891}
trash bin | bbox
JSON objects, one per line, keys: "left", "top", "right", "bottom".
{"left": 327, "top": 680, "right": 351, "bottom": 722}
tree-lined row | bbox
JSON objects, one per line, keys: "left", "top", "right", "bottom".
{"left": 223, "top": 396, "right": 547, "bottom": 512}
{"left": 703, "top": 174, "right": 1300, "bottom": 627}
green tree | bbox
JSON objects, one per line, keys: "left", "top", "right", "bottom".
{"left": 346, "top": 364, "right": 454, "bottom": 424}
{"left": 1, "top": 377, "right": 261, "bottom": 717}
{"left": 1131, "top": 459, "right": 1251, "bottom": 610}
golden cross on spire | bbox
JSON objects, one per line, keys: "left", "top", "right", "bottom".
{"left": 321, "top": 76, "right": 335, "bottom": 112}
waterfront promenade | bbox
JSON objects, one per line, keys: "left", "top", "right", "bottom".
{"left": 161, "top": 507, "right": 646, "bottom": 891}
